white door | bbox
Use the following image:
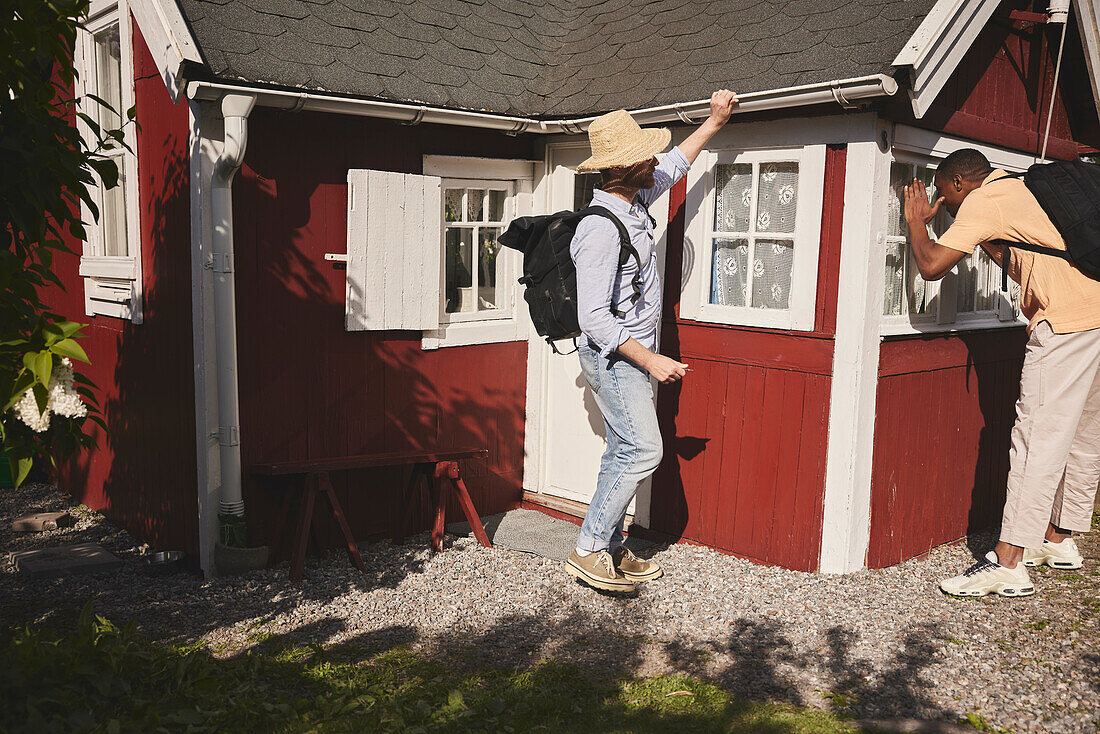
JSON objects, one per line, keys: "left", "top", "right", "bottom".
{"left": 522, "top": 142, "right": 671, "bottom": 527}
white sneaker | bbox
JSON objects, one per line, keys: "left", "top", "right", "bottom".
{"left": 1023, "top": 538, "right": 1084, "bottom": 570}
{"left": 939, "top": 551, "right": 1035, "bottom": 598}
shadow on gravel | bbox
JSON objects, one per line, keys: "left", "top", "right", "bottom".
{"left": 271, "top": 607, "right": 952, "bottom": 724}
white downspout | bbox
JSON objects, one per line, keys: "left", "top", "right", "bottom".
{"left": 1040, "top": 0, "right": 1071, "bottom": 161}
{"left": 210, "top": 93, "right": 255, "bottom": 522}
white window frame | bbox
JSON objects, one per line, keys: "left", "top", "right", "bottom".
{"left": 881, "top": 125, "right": 1030, "bottom": 336}
{"left": 681, "top": 144, "right": 825, "bottom": 331}
{"left": 421, "top": 156, "right": 533, "bottom": 349}
{"left": 74, "top": 0, "right": 143, "bottom": 323}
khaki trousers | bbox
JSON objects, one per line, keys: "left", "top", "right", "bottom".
{"left": 1001, "top": 321, "right": 1100, "bottom": 548}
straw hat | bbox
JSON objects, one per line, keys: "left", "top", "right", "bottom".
{"left": 576, "top": 109, "right": 671, "bottom": 172}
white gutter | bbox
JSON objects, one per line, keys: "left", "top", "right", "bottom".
{"left": 210, "top": 93, "right": 256, "bottom": 521}
{"left": 185, "top": 74, "right": 898, "bottom": 133}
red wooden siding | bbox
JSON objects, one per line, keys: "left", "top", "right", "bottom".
{"left": 233, "top": 110, "right": 535, "bottom": 549}
{"left": 647, "top": 144, "right": 847, "bottom": 571}
{"left": 44, "top": 16, "right": 200, "bottom": 558}
{"left": 868, "top": 330, "right": 1027, "bottom": 568}
{"left": 890, "top": 0, "right": 1100, "bottom": 156}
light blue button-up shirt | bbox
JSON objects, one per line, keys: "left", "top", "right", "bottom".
{"left": 569, "top": 146, "right": 691, "bottom": 359}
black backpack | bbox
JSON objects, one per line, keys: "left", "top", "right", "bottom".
{"left": 990, "top": 159, "right": 1100, "bottom": 290}
{"left": 499, "top": 205, "right": 646, "bottom": 351}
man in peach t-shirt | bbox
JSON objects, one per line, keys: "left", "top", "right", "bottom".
{"left": 904, "top": 148, "right": 1100, "bottom": 598}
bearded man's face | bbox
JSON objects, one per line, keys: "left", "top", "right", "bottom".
{"left": 605, "top": 157, "right": 658, "bottom": 190}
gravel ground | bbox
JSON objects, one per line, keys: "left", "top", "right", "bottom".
{"left": 2, "top": 484, "right": 1098, "bottom": 733}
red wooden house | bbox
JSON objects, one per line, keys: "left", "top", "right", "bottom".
{"left": 46, "top": 0, "right": 1100, "bottom": 575}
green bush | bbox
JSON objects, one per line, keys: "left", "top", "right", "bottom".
{"left": 0, "top": 0, "right": 132, "bottom": 485}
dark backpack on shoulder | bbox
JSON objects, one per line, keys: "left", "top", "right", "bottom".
{"left": 991, "top": 159, "right": 1100, "bottom": 290}
{"left": 498, "top": 205, "right": 644, "bottom": 351}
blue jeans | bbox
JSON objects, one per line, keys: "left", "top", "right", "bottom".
{"left": 575, "top": 342, "right": 664, "bottom": 553}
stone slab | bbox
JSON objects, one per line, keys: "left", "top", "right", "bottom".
{"left": 447, "top": 508, "right": 653, "bottom": 562}
{"left": 8, "top": 543, "right": 123, "bottom": 578}
{"left": 11, "top": 512, "right": 73, "bottom": 532}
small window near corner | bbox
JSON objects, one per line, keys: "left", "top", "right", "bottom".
{"left": 881, "top": 150, "right": 1020, "bottom": 335}
{"left": 74, "top": 1, "right": 143, "bottom": 323}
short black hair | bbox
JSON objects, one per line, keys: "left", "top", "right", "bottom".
{"left": 937, "top": 149, "right": 993, "bottom": 182}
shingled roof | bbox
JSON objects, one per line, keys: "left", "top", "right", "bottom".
{"left": 176, "top": 0, "right": 941, "bottom": 117}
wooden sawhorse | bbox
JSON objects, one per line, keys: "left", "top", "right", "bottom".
{"left": 250, "top": 448, "right": 491, "bottom": 582}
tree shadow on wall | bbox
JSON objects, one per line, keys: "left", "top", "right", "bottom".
{"left": 228, "top": 112, "right": 525, "bottom": 573}
{"left": 67, "top": 131, "right": 199, "bottom": 570}
{"left": 957, "top": 329, "right": 1025, "bottom": 561}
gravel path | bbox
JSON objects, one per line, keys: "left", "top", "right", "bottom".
{"left": 2, "top": 484, "right": 1098, "bottom": 733}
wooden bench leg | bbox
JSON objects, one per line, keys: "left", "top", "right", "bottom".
{"left": 290, "top": 474, "right": 318, "bottom": 582}
{"left": 429, "top": 468, "right": 446, "bottom": 553}
{"left": 268, "top": 482, "right": 295, "bottom": 567}
{"left": 434, "top": 461, "right": 491, "bottom": 549}
{"left": 316, "top": 472, "right": 368, "bottom": 578}
{"left": 395, "top": 463, "right": 428, "bottom": 545}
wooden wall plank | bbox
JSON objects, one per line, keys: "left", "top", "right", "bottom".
{"left": 712, "top": 363, "right": 747, "bottom": 551}
{"left": 697, "top": 360, "right": 729, "bottom": 546}
{"left": 731, "top": 367, "right": 766, "bottom": 555}
{"left": 750, "top": 369, "right": 786, "bottom": 556}
{"left": 868, "top": 335, "right": 1025, "bottom": 568}
{"left": 770, "top": 370, "right": 805, "bottom": 568}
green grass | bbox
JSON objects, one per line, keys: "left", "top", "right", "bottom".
{"left": 1024, "top": 619, "right": 1051, "bottom": 631}
{"left": 962, "top": 711, "right": 1013, "bottom": 733}
{"left": 1, "top": 605, "right": 862, "bottom": 734}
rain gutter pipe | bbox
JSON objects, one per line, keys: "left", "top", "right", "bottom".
{"left": 1040, "top": 0, "right": 1071, "bottom": 160}
{"left": 210, "top": 93, "right": 255, "bottom": 522}
{"left": 186, "top": 74, "right": 898, "bottom": 134}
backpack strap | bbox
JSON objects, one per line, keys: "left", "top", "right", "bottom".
{"left": 581, "top": 205, "right": 644, "bottom": 318}
{"left": 989, "top": 238, "right": 1072, "bottom": 291}
{"left": 983, "top": 172, "right": 1071, "bottom": 291}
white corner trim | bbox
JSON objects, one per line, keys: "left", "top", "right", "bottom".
{"left": 892, "top": 0, "right": 1002, "bottom": 119}
{"left": 820, "top": 126, "right": 888, "bottom": 574}
{"left": 129, "top": 0, "right": 202, "bottom": 103}
{"left": 1075, "top": 0, "right": 1100, "bottom": 124}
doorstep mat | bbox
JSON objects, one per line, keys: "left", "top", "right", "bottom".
{"left": 446, "top": 508, "right": 653, "bottom": 562}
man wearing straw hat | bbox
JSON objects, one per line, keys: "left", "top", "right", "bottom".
{"left": 565, "top": 90, "right": 738, "bottom": 592}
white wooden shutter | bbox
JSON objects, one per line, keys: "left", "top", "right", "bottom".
{"left": 345, "top": 169, "right": 442, "bottom": 331}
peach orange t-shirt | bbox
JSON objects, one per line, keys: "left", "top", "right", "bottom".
{"left": 937, "top": 169, "right": 1100, "bottom": 334}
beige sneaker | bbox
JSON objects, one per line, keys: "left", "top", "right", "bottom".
{"left": 1023, "top": 538, "right": 1084, "bottom": 570}
{"left": 939, "top": 551, "right": 1035, "bottom": 598}
{"left": 565, "top": 550, "right": 634, "bottom": 592}
{"left": 612, "top": 546, "right": 663, "bottom": 582}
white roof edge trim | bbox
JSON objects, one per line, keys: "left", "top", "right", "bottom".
{"left": 891, "top": 0, "right": 1001, "bottom": 119}
{"left": 1074, "top": 0, "right": 1100, "bottom": 124}
{"left": 129, "top": 0, "right": 203, "bottom": 104}
{"left": 185, "top": 74, "right": 898, "bottom": 134}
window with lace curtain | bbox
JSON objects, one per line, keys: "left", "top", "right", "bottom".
{"left": 680, "top": 146, "right": 825, "bottom": 331}
{"left": 882, "top": 155, "right": 1020, "bottom": 333}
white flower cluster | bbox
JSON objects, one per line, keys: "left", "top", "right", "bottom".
{"left": 12, "top": 357, "right": 88, "bottom": 433}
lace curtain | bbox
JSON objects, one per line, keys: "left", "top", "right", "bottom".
{"left": 710, "top": 162, "right": 798, "bottom": 309}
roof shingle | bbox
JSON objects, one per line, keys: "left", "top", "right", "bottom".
{"left": 176, "top": 0, "right": 940, "bottom": 117}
